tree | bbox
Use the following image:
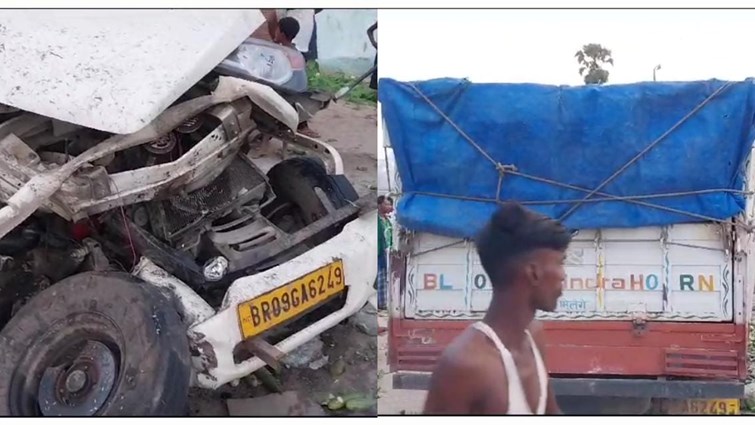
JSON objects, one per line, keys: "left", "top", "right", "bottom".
{"left": 575, "top": 43, "right": 614, "bottom": 85}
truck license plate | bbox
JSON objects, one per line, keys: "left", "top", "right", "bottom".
{"left": 665, "top": 399, "right": 739, "bottom": 415}
{"left": 237, "top": 260, "right": 345, "bottom": 339}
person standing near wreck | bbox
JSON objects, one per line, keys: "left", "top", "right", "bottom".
{"left": 376, "top": 195, "right": 394, "bottom": 311}
{"left": 367, "top": 21, "right": 377, "bottom": 90}
{"left": 272, "top": 17, "right": 300, "bottom": 49}
{"left": 423, "top": 202, "right": 569, "bottom": 415}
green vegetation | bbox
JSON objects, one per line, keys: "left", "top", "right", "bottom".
{"left": 307, "top": 62, "right": 377, "bottom": 105}
{"left": 575, "top": 43, "right": 614, "bottom": 85}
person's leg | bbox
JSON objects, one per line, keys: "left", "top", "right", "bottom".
{"left": 369, "top": 53, "right": 378, "bottom": 90}
{"left": 377, "top": 253, "right": 387, "bottom": 310}
{"left": 303, "top": 18, "right": 318, "bottom": 63}
{"left": 298, "top": 17, "right": 321, "bottom": 139}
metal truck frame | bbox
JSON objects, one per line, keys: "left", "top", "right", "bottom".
{"left": 385, "top": 136, "right": 755, "bottom": 416}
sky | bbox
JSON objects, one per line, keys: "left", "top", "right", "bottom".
{"left": 378, "top": 9, "right": 755, "bottom": 84}
{"left": 376, "top": 9, "right": 755, "bottom": 192}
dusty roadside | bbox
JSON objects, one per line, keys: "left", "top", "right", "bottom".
{"left": 312, "top": 101, "right": 378, "bottom": 196}
{"left": 377, "top": 313, "right": 427, "bottom": 415}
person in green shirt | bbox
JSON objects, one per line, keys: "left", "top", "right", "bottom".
{"left": 377, "top": 195, "right": 394, "bottom": 310}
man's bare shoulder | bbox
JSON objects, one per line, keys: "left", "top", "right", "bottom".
{"left": 424, "top": 327, "right": 508, "bottom": 414}
{"left": 436, "top": 327, "right": 500, "bottom": 378}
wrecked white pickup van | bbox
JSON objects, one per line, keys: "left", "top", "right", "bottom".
{"left": 0, "top": 10, "right": 377, "bottom": 416}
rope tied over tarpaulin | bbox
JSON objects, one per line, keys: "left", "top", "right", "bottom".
{"left": 404, "top": 81, "right": 754, "bottom": 231}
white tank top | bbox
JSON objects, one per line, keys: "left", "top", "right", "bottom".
{"left": 472, "top": 322, "right": 548, "bottom": 414}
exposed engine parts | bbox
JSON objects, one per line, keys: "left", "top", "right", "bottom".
{"left": 0, "top": 78, "right": 357, "bottom": 314}
{"left": 177, "top": 116, "right": 204, "bottom": 134}
{"left": 144, "top": 131, "right": 178, "bottom": 155}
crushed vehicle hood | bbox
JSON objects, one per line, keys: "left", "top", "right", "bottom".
{"left": 0, "top": 10, "right": 265, "bottom": 134}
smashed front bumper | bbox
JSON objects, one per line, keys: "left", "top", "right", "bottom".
{"left": 176, "top": 205, "right": 377, "bottom": 389}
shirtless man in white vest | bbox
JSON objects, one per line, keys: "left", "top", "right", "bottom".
{"left": 423, "top": 202, "right": 569, "bottom": 415}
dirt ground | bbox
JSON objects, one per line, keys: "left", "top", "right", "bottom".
{"left": 377, "top": 313, "right": 427, "bottom": 415}
{"left": 312, "top": 101, "right": 378, "bottom": 197}
{"left": 189, "top": 101, "right": 379, "bottom": 417}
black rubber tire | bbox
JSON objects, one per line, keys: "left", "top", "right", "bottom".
{"left": 0, "top": 272, "right": 192, "bottom": 416}
{"left": 268, "top": 156, "right": 359, "bottom": 226}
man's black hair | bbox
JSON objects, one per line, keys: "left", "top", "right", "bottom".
{"left": 378, "top": 196, "right": 394, "bottom": 205}
{"left": 475, "top": 202, "right": 571, "bottom": 289}
{"left": 278, "top": 17, "right": 300, "bottom": 42}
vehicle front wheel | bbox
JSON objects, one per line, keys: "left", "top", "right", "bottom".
{"left": 0, "top": 272, "right": 192, "bottom": 416}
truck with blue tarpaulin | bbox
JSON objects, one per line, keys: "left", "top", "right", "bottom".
{"left": 381, "top": 77, "right": 755, "bottom": 414}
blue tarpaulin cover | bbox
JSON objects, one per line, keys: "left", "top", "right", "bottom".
{"left": 379, "top": 78, "right": 755, "bottom": 238}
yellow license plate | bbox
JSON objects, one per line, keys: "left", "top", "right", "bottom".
{"left": 665, "top": 399, "right": 739, "bottom": 415}
{"left": 237, "top": 260, "right": 345, "bottom": 339}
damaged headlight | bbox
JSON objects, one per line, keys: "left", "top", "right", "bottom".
{"left": 215, "top": 38, "right": 308, "bottom": 93}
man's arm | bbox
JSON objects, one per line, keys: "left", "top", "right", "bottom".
{"left": 259, "top": 9, "right": 278, "bottom": 39}
{"left": 529, "top": 321, "right": 562, "bottom": 414}
{"left": 367, "top": 22, "right": 377, "bottom": 49}
{"left": 423, "top": 351, "right": 506, "bottom": 414}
